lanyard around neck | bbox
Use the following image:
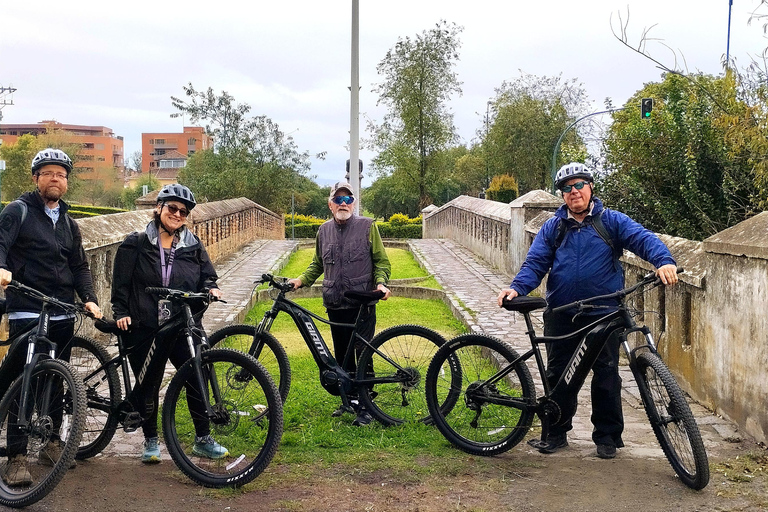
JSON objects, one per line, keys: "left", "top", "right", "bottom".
{"left": 158, "top": 234, "right": 179, "bottom": 287}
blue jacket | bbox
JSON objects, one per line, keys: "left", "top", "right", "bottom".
{"left": 510, "top": 198, "right": 676, "bottom": 313}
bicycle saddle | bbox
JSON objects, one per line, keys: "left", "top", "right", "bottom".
{"left": 501, "top": 296, "right": 547, "bottom": 313}
{"left": 343, "top": 290, "right": 385, "bottom": 305}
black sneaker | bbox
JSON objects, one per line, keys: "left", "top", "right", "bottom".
{"left": 596, "top": 444, "right": 617, "bottom": 459}
{"left": 534, "top": 434, "right": 568, "bottom": 454}
{"left": 351, "top": 408, "right": 373, "bottom": 427}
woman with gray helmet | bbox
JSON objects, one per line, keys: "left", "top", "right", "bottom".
{"left": 111, "top": 184, "right": 228, "bottom": 463}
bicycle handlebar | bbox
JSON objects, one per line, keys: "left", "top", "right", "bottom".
{"left": 144, "top": 287, "right": 220, "bottom": 303}
{"left": 258, "top": 273, "right": 295, "bottom": 293}
{"left": 550, "top": 267, "right": 684, "bottom": 314}
{"left": 7, "top": 279, "right": 94, "bottom": 317}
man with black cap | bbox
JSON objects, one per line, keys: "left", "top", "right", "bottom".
{"left": 289, "top": 181, "right": 391, "bottom": 426}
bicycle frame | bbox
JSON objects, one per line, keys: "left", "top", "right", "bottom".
{"left": 0, "top": 288, "right": 79, "bottom": 430}
{"left": 477, "top": 284, "right": 661, "bottom": 439}
{"left": 253, "top": 280, "right": 408, "bottom": 402}
{"left": 86, "top": 294, "right": 220, "bottom": 431}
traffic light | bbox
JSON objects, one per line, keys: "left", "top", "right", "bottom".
{"left": 345, "top": 159, "right": 363, "bottom": 181}
{"left": 641, "top": 98, "right": 653, "bottom": 119}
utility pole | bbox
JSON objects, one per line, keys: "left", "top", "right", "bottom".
{"left": 349, "top": 0, "right": 361, "bottom": 215}
{"left": 0, "top": 86, "right": 16, "bottom": 208}
{"left": 0, "top": 85, "right": 17, "bottom": 122}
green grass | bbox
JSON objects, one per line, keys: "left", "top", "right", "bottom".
{"left": 274, "top": 247, "right": 433, "bottom": 284}
{"left": 205, "top": 244, "right": 472, "bottom": 494}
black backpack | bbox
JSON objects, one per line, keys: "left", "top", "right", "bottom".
{"left": 551, "top": 209, "right": 623, "bottom": 262}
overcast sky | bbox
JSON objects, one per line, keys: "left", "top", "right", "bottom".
{"left": 2, "top": 1, "right": 767, "bottom": 185}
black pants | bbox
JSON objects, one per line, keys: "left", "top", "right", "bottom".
{"left": 327, "top": 306, "right": 376, "bottom": 377}
{"left": 124, "top": 324, "right": 210, "bottom": 440}
{"left": 543, "top": 310, "right": 624, "bottom": 447}
{"left": 4, "top": 318, "right": 75, "bottom": 456}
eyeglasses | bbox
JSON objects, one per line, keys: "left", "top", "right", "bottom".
{"left": 38, "top": 171, "right": 68, "bottom": 180}
{"left": 332, "top": 195, "right": 355, "bottom": 205}
{"left": 164, "top": 204, "right": 189, "bottom": 218}
{"left": 560, "top": 180, "right": 590, "bottom": 193}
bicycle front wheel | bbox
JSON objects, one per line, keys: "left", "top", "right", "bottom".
{"left": 67, "top": 336, "right": 121, "bottom": 460}
{"left": 634, "top": 352, "right": 709, "bottom": 490}
{"left": 0, "top": 359, "right": 86, "bottom": 508}
{"left": 162, "top": 348, "right": 283, "bottom": 488}
{"left": 426, "top": 334, "right": 536, "bottom": 456}
{"left": 356, "top": 324, "right": 447, "bottom": 426}
{"left": 208, "top": 324, "right": 291, "bottom": 403}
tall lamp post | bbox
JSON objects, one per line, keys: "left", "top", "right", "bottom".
{"left": 550, "top": 108, "right": 624, "bottom": 194}
{"left": 485, "top": 101, "right": 491, "bottom": 191}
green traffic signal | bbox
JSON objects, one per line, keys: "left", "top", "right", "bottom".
{"left": 641, "top": 98, "right": 653, "bottom": 119}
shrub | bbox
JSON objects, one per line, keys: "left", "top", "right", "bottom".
{"left": 388, "top": 213, "right": 411, "bottom": 226}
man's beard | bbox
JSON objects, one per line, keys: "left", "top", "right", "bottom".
{"left": 334, "top": 210, "right": 352, "bottom": 223}
{"left": 39, "top": 185, "right": 63, "bottom": 202}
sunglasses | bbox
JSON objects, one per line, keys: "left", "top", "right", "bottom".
{"left": 560, "top": 180, "right": 590, "bottom": 193}
{"left": 332, "top": 195, "right": 355, "bottom": 205}
{"left": 164, "top": 204, "right": 190, "bottom": 218}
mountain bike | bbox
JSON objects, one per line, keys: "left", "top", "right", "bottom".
{"left": 66, "top": 287, "right": 283, "bottom": 488}
{"left": 425, "top": 268, "right": 710, "bottom": 490}
{"left": 0, "top": 281, "right": 88, "bottom": 508}
{"left": 208, "top": 273, "right": 450, "bottom": 426}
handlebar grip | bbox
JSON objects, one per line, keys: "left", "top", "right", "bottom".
{"left": 145, "top": 287, "right": 172, "bottom": 295}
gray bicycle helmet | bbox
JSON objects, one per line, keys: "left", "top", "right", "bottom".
{"left": 156, "top": 183, "right": 197, "bottom": 211}
{"left": 31, "top": 148, "right": 73, "bottom": 175}
{"left": 554, "top": 162, "right": 593, "bottom": 190}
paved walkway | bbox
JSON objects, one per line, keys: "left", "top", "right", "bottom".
{"left": 100, "top": 237, "right": 743, "bottom": 462}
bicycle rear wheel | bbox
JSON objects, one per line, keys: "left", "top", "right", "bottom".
{"left": 67, "top": 336, "right": 121, "bottom": 460}
{"left": 356, "top": 324, "right": 447, "bottom": 426}
{"left": 162, "top": 348, "right": 283, "bottom": 488}
{"left": 634, "top": 352, "right": 709, "bottom": 489}
{"left": 425, "top": 334, "right": 536, "bottom": 456}
{"left": 208, "top": 325, "right": 291, "bottom": 403}
{"left": 0, "top": 359, "right": 86, "bottom": 508}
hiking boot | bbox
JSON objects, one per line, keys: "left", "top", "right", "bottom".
{"left": 141, "top": 437, "right": 161, "bottom": 464}
{"left": 39, "top": 439, "right": 76, "bottom": 468}
{"left": 536, "top": 434, "right": 568, "bottom": 454}
{"left": 351, "top": 408, "right": 373, "bottom": 427}
{"left": 2, "top": 455, "right": 32, "bottom": 487}
{"left": 596, "top": 444, "right": 617, "bottom": 459}
{"left": 192, "top": 435, "right": 229, "bottom": 459}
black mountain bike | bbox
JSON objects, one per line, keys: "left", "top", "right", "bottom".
{"left": 66, "top": 287, "right": 283, "bottom": 488}
{"left": 0, "top": 282, "right": 88, "bottom": 508}
{"left": 425, "top": 268, "right": 710, "bottom": 490}
{"left": 208, "top": 273, "right": 449, "bottom": 426}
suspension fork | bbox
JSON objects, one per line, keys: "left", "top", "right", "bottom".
{"left": 183, "top": 304, "right": 220, "bottom": 419}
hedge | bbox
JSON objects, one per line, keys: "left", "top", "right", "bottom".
{"left": 284, "top": 219, "right": 422, "bottom": 239}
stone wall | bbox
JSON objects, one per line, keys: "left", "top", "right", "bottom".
{"left": 423, "top": 191, "right": 768, "bottom": 443}
{"left": 78, "top": 198, "right": 283, "bottom": 322}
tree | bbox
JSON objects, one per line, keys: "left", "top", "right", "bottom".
{"left": 171, "top": 84, "right": 251, "bottom": 155}
{"left": 369, "top": 20, "right": 463, "bottom": 209}
{"left": 129, "top": 150, "right": 142, "bottom": 174}
{"left": 0, "top": 132, "right": 80, "bottom": 202}
{"left": 601, "top": 72, "right": 762, "bottom": 240}
{"left": 485, "top": 174, "right": 519, "bottom": 203}
{"left": 484, "top": 73, "right": 590, "bottom": 194}
{"left": 171, "top": 84, "right": 315, "bottom": 213}
{"left": 121, "top": 173, "right": 160, "bottom": 210}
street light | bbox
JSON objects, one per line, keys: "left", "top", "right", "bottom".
{"left": 485, "top": 101, "right": 492, "bottom": 191}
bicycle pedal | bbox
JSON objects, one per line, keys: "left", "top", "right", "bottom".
{"left": 122, "top": 411, "right": 144, "bottom": 433}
